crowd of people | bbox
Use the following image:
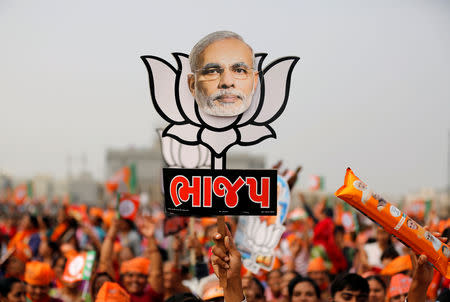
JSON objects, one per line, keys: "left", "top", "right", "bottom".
{"left": 0, "top": 167, "right": 449, "bottom": 302}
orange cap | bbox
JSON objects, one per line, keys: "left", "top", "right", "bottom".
{"left": 380, "top": 255, "right": 412, "bottom": 276}
{"left": 89, "top": 207, "right": 104, "bottom": 218}
{"left": 307, "top": 257, "right": 327, "bottom": 273}
{"left": 119, "top": 257, "right": 150, "bottom": 275}
{"left": 200, "top": 217, "right": 217, "bottom": 227}
{"left": 95, "top": 282, "right": 130, "bottom": 302}
{"left": 202, "top": 285, "right": 224, "bottom": 301}
{"left": 24, "top": 261, "right": 55, "bottom": 286}
{"left": 387, "top": 273, "right": 412, "bottom": 298}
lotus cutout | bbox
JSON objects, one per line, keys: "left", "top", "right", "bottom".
{"left": 244, "top": 216, "right": 285, "bottom": 255}
{"left": 158, "top": 129, "right": 210, "bottom": 168}
{"left": 142, "top": 53, "right": 299, "bottom": 160}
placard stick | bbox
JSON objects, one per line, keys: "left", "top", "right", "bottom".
{"left": 189, "top": 217, "right": 196, "bottom": 272}
{"left": 81, "top": 280, "right": 89, "bottom": 300}
{"left": 212, "top": 155, "right": 227, "bottom": 288}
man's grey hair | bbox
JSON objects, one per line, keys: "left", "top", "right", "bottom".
{"left": 189, "top": 30, "right": 255, "bottom": 72}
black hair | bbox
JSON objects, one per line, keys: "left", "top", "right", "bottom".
{"left": 0, "top": 277, "right": 22, "bottom": 297}
{"left": 334, "top": 225, "right": 345, "bottom": 235}
{"left": 365, "top": 275, "right": 387, "bottom": 291}
{"left": 251, "top": 277, "right": 265, "bottom": 296}
{"left": 330, "top": 273, "right": 369, "bottom": 297}
{"left": 29, "top": 215, "right": 39, "bottom": 229}
{"left": 380, "top": 246, "right": 399, "bottom": 261}
{"left": 288, "top": 276, "right": 320, "bottom": 300}
{"left": 442, "top": 227, "right": 450, "bottom": 244}
{"left": 90, "top": 271, "right": 114, "bottom": 299}
{"left": 324, "top": 207, "right": 334, "bottom": 218}
{"left": 165, "top": 292, "right": 203, "bottom": 302}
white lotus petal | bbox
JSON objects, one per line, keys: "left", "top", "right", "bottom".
{"left": 265, "top": 224, "right": 275, "bottom": 245}
{"left": 198, "top": 145, "right": 210, "bottom": 167}
{"left": 179, "top": 144, "right": 201, "bottom": 168}
{"left": 255, "top": 229, "right": 266, "bottom": 246}
{"left": 237, "top": 55, "right": 265, "bottom": 125}
{"left": 246, "top": 217, "right": 257, "bottom": 237}
{"left": 141, "top": 57, "right": 184, "bottom": 123}
{"left": 170, "top": 139, "right": 182, "bottom": 167}
{"left": 200, "top": 128, "right": 237, "bottom": 155}
{"left": 166, "top": 124, "right": 200, "bottom": 143}
{"left": 238, "top": 81, "right": 261, "bottom": 124}
{"left": 251, "top": 217, "right": 261, "bottom": 236}
{"left": 266, "top": 226, "right": 285, "bottom": 248}
{"left": 239, "top": 124, "right": 274, "bottom": 144}
{"left": 158, "top": 129, "right": 176, "bottom": 167}
{"left": 255, "top": 58, "right": 299, "bottom": 123}
{"left": 176, "top": 54, "right": 201, "bottom": 124}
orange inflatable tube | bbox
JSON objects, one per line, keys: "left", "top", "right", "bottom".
{"left": 335, "top": 168, "right": 450, "bottom": 278}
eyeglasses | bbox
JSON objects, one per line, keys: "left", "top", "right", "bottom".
{"left": 195, "top": 63, "right": 257, "bottom": 81}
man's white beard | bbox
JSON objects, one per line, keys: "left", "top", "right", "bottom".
{"left": 195, "top": 87, "right": 254, "bottom": 117}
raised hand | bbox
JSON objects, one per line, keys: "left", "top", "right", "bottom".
{"left": 139, "top": 217, "right": 156, "bottom": 239}
{"left": 211, "top": 227, "right": 242, "bottom": 281}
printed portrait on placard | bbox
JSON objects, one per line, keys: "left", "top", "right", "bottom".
{"left": 188, "top": 31, "right": 259, "bottom": 117}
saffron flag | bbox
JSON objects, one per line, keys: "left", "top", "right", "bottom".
{"left": 67, "top": 205, "right": 88, "bottom": 222}
{"left": 106, "top": 164, "right": 137, "bottom": 193}
{"left": 13, "top": 182, "right": 32, "bottom": 205}
{"left": 308, "top": 175, "right": 324, "bottom": 191}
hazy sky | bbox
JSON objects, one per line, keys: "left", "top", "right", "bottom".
{"left": 1, "top": 0, "right": 449, "bottom": 196}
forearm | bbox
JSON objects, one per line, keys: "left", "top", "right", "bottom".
{"left": 224, "top": 277, "right": 245, "bottom": 302}
{"left": 98, "top": 231, "right": 115, "bottom": 274}
{"left": 407, "top": 280, "right": 430, "bottom": 302}
{"left": 148, "top": 236, "right": 163, "bottom": 293}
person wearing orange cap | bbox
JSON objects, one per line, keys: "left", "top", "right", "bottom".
{"left": 387, "top": 273, "right": 411, "bottom": 302}
{"left": 8, "top": 215, "right": 41, "bottom": 258}
{"left": 306, "top": 257, "right": 330, "bottom": 298}
{"left": 117, "top": 217, "right": 163, "bottom": 302}
{"left": 95, "top": 282, "right": 130, "bottom": 302}
{"left": 24, "top": 261, "right": 62, "bottom": 302}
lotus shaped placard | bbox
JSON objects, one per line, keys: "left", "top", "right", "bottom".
{"left": 142, "top": 53, "right": 299, "bottom": 160}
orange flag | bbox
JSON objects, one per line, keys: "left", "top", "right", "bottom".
{"left": 67, "top": 205, "right": 88, "bottom": 222}
{"left": 13, "top": 184, "right": 27, "bottom": 205}
{"left": 106, "top": 166, "right": 131, "bottom": 192}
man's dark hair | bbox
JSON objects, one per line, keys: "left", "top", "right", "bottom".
{"left": 288, "top": 276, "right": 320, "bottom": 299}
{"left": 334, "top": 225, "right": 345, "bottom": 236}
{"left": 0, "top": 277, "right": 22, "bottom": 297}
{"left": 29, "top": 214, "right": 39, "bottom": 229}
{"left": 365, "top": 275, "right": 386, "bottom": 291}
{"left": 330, "top": 273, "right": 369, "bottom": 297}
{"left": 380, "top": 246, "right": 399, "bottom": 261}
{"left": 165, "top": 292, "right": 203, "bottom": 302}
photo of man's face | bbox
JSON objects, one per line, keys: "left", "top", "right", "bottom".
{"left": 377, "top": 198, "right": 387, "bottom": 211}
{"left": 442, "top": 245, "right": 450, "bottom": 258}
{"left": 353, "top": 180, "right": 368, "bottom": 191}
{"left": 406, "top": 219, "right": 418, "bottom": 230}
{"left": 188, "top": 33, "right": 259, "bottom": 117}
